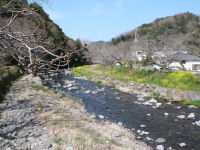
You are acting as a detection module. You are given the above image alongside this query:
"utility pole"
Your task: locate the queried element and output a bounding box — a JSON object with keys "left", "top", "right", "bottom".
{"left": 134, "top": 28, "right": 138, "bottom": 43}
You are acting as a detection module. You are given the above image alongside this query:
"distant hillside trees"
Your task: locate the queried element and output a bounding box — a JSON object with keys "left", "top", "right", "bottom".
{"left": 89, "top": 12, "right": 199, "bottom": 69}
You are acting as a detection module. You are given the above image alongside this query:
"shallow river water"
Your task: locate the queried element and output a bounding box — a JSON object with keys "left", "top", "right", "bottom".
{"left": 44, "top": 73, "right": 200, "bottom": 150}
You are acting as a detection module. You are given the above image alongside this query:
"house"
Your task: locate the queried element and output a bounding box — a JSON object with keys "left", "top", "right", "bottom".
{"left": 135, "top": 51, "right": 147, "bottom": 61}
{"left": 169, "top": 52, "right": 200, "bottom": 71}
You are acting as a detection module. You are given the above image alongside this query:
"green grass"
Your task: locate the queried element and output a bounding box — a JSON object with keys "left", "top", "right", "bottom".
{"left": 152, "top": 91, "right": 165, "bottom": 100}
{"left": 54, "top": 137, "right": 62, "bottom": 144}
{"left": 181, "top": 100, "right": 200, "bottom": 108}
{"left": 0, "top": 71, "right": 6, "bottom": 78}
{"left": 31, "top": 84, "right": 49, "bottom": 93}
{"left": 52, "top": 121, "right": 58, "bottom": 126}
{"left": 72, "top": 65, "right": 200, "bottom": 92}
{"left": 92, "top": 136, "right": 105, "bottom": 144}
{"left": 96, "top": 80, "right": 102, "bottom": 85}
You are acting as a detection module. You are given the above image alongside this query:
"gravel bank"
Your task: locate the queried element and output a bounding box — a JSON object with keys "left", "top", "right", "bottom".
{"left": 0, "top": 75, "right": 151, "bottom": 150}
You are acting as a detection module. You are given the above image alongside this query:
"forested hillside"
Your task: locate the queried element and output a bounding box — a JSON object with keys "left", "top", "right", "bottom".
{"left": 87, "top": 12, "right": 200, "bottom": 65}
{"left": 111, "top": 12, "right": 200, "bottom": 51}
{"left": 0, "top": 0, "right": 87, "bottom": 67}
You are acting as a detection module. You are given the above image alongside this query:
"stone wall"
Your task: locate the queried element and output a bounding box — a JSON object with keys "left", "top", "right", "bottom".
{"left": 88, "top": 75, "right": 200, "bottom": 102}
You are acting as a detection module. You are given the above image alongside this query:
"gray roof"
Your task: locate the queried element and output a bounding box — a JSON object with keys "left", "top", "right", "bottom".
{"left": 176, "top": 52, "right": 200, "bottom": 61}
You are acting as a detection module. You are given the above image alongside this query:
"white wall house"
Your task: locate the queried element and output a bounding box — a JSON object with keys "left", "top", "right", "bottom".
{"left": 169, "top": 53, "right": 200, "bottom": 71}
{"left": 135, "top": 51, "right": 146, "bottom": 61}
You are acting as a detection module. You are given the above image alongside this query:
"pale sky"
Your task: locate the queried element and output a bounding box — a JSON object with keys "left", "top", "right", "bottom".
{"left": 42, "top": 0, "right": 200, "bottom": 41}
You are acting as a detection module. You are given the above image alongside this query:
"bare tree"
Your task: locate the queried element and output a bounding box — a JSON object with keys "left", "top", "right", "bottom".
{"left": 0, "top": 0, "right": 84, "bottom": 74}
{"left": 141, "top": 37, "right": 189, "bottom": 70}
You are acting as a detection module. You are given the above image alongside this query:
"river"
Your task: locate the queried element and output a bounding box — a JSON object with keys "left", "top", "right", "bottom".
{"left": 43, "top": 73, "right": 200, "bottom": 150}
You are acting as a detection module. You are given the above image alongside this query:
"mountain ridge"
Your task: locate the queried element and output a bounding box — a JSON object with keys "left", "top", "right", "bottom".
{"left": 111, "top": 12, "right": 200, "bottom": 52}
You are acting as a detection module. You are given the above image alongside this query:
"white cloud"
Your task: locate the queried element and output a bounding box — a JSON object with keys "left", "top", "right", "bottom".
{"left": 46, "top": 10, "right": 65, "bottom": 20}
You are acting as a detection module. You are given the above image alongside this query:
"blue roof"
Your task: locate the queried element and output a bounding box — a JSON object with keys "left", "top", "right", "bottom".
{"left": 176, "top": 52, "right": 200, "bottom": 61}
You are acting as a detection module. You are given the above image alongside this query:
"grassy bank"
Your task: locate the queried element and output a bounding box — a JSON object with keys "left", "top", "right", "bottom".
{"left": 72, "top": 65, "right": 200, "bottom": 92}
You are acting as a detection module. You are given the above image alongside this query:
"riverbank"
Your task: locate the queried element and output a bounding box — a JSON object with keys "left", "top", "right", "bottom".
{"left": 0, "top": 66, "right": 21, "bottom": 101}
{"left": 71, "top": 65, "right": 200, "bottom": 105}
{"left": 0, "top": 74, "right": 151, "bottom": 150}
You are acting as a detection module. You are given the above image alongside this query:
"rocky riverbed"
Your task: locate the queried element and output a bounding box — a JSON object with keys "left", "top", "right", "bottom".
{"left": 0, "top": 75, "right": 151, "bottom": 150}
{"left": 44, "top": 73, "right": 200, "bottom": 150}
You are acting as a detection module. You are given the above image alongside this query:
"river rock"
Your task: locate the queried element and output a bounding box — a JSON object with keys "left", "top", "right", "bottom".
{"left": 179, "top": 143, "right": 186, "bottom": 147}
{"left": 149, "top": 98, "right": 157, "bottom": 103}
{"left": 164, "top": 113, "right": 169, "bottom": 116}
{"left": 166, "top": 102, "right": 172, "bottom": 105}
{"left": 116, "top": 97, "right": 120, "bottom": 100}
{"left": 92, "top": 91, "right": 97, "bottom": 94}
{"left": 136, "top": 136, "right": 142, "bottom": 140}
{"left": 146, "top": 113, "right": 151, "bottom": 116}
{"left": 167, "top": 147, "right": 173, "bottom": 150}
{"left": 153, "top": 103, "right": 162, "bottom": 109}
{"left": 175, "top": 106, "right": 181, "bottom": 109}
{"left": 156, "top": 138, "right": 166, "bottom": 143}
{"left": 85, "top": 90, "right": 91, "bottom": 94}
{"left": 98, "top": 115, "right": 104, "bottom": 119}
{"left": 177, "top": 115, "right": 185, "bottom": 119}
{"left": 141, "top": 92, "right": 150, "bottom": 97}
{"left": 140, "top": 131, "right": 149, "bottom": 135}
{"left": 66, "top": 84, "right": 73, "bottom": 88}
{"left": 156, "top": 145, "right": 164, "bottom": 150}
{"left": 68, "top": 86, "right": 78, "bottom": 91}
{"left": 146, "top": 137, "right": 153, "bottom": 141}
{"left": 142, "top": 101, "right": 152, "bottom": 106}
{"left": 134, "top": 101, "right": 142, "bottom": 105}
{"left": 137, "top": 130, "right": 141, "bottom": 134}
{"left": 187, "top": 113, "right": 195, "bottom": 119}
{"left": 194, "top": 121, "right": 200, "bottom": 126}
{"left": 188, "top": 105, "right": 197, "bottom": 109}
{"left": 97, "top": 88, "right": 105, "bottom": 92}
{"left": 156, "top": 103, "right": 162, "bottom": 107}
{"left": 140, "top": 125, "right": 146, "bottom": 128}
{"left": 137, "top": 97, "right": 145, "bottom": 101}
